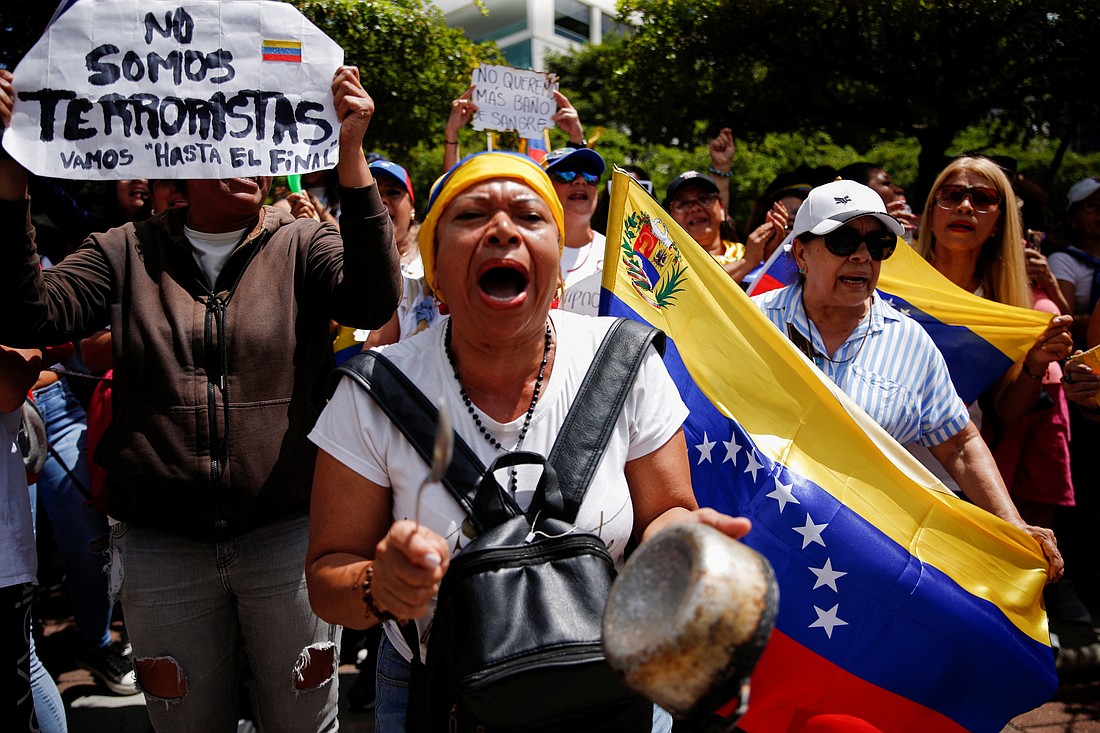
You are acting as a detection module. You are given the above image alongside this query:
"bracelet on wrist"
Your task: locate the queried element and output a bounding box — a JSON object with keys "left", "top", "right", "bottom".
{"left": 566, "top": 139, "right": 588, "bottom": 149}
{"left": 362, "top": 563, "right": 396, "bottom": 622}
{"left": 444, "top": 140, "right": 459, "bottom": 146}
{"left": 708, "top": 165, "right": 733, "bottom": 178}
{"left": 1022, "top": 361, "right": 1043, "bottom": 380}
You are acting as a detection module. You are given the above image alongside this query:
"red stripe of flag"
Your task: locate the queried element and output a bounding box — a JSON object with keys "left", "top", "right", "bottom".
{"left": 739, "top": 632, "right": 969, "bottom": 733}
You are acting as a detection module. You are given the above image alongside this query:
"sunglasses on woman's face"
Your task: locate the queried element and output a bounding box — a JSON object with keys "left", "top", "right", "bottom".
{"left": 935, "top": 184, "right": 1001, "bottom": 213}
{"left": 549, "top": 169, "right": 600, "bottom": 185}
{"left": 812, "top": 227, "right": 897, "bottom": 261}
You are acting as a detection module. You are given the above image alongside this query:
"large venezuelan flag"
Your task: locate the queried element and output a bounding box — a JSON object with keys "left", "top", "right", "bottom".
{"left": 746, "top": 240, "right": 1049, "bottom": 404}
{"left": 601, "top": 171, "right": 1057, "bottom": 732}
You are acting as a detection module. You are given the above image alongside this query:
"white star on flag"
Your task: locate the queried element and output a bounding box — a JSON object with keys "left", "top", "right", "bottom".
{"left": 766, "top": 478, "right": 799, "bottom": 513}
{"left": 810, "top": 604, "right": 848, "bottom": 638}
{"left": 722, "top": 434, "right": 742, "bottom": 464}
{"left": 695, "top": 432, "right": 716, "bottom": 464}
{"left": 793, "top": 514, "right": 828, "bottom": 549}
{"left": 809, "top": 558, "right": 847, "bottom": 592}
{"left": 743, "top": 450, "right": 765, "bottom": 481}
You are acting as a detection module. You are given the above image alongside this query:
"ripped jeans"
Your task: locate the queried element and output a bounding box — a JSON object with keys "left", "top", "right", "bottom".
{"left": 109, "top": 513, "right": 340, "bottom": 733}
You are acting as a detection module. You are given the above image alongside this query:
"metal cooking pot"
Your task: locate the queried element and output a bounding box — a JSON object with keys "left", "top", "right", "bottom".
{"left": 602, "top": 522, "right": 779, "bottom": 731}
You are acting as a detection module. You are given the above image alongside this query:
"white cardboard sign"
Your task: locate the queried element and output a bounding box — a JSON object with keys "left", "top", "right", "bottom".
{"left": 470, "top": 64, "right": 559, "bottom": 140}
{"left": 2, "top": 0, "right": 344, "bottom": 179}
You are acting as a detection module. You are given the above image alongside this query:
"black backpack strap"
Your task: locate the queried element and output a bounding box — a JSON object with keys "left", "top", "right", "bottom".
{"left": 547, "top": 318, "right": 665, "bottom": 521}
{"left": 333, "top": 351, "right": 500, "bottom": 533}
{"left": 332, "top": 317, "right": 665, "bottom": 528}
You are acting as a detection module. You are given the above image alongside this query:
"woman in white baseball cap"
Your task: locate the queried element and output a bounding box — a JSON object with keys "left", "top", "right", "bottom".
{"left": 753, "top": 179, "right": 1063, "bottom": 583}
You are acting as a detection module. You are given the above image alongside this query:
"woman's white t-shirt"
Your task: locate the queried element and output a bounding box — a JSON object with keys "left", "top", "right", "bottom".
{"left": 557, "top": 233, "right": 606, "bottom": 316}
{"left": 309, "top": 310, "right": 688, "bottom": 661}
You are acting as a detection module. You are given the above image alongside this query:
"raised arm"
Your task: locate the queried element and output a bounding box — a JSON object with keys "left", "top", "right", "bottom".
{"left": 316, "top": 66, "right": 401, "bottom": 327}
{"left": 333, "top": 66, "right": 376, "bottom": 189}
{"left": 0, "top": 70, "right": 112, "bottom": 345}
{"left": 707, "top": 127, "right": 735, "bottom": 216}
{"left": 551, "top": 91, "right": 585, "bottom": 146}
{"left": 443, "top": 85, "right": 478, "bottom": 173}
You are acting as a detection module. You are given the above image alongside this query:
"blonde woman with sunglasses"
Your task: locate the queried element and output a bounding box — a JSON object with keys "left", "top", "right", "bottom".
{"left": 917, "top": 155, "right": 1074, "bottom": 558}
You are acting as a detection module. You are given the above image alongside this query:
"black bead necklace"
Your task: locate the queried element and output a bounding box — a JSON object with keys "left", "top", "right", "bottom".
{"left": 444, "top": 319, "right": 552, "bottom": 458}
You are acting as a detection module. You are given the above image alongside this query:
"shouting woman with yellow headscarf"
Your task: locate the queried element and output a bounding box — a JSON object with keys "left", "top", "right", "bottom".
{"left": 304, "top": 152, "right": 750, "bottom": 731}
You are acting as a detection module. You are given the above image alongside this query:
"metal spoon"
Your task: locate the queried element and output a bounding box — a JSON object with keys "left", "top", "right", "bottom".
{"left": 413, "top": 398, "right": 454, "bottom": 532}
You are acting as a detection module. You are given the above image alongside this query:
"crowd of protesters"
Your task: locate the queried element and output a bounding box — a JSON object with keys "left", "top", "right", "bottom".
{"left": 3, "top": 47, "right": 1100, "bottom": 733}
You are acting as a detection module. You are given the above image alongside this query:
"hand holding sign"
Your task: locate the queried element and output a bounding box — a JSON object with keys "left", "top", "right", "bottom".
{"left": 331, "top": 65, "right": 375, "bottom": 188}
{"left": 550, "top": 91, "right": 585, "bottom": 146}
{"left": 0, "top": 70, "right": 29, "bottom": 202}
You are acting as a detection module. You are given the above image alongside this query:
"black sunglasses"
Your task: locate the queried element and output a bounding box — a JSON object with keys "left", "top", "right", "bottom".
{"left": 801, "top": 227, "right": 897, "bottom": 261}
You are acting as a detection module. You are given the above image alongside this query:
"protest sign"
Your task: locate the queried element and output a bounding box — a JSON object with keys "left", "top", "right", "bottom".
{"left": 2, "top": 0, "right": 344, "bottom": 179}
{"left": 469, "top": 64, "right": 558, "bottom": 140}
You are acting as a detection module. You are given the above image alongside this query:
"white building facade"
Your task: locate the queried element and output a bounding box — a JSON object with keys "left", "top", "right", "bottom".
{"left": 431, "top": 0, "right": 626, "bottom": 70}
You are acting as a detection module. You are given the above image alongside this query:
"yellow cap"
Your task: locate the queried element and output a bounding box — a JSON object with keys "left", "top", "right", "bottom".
{"left": 418, "top": 152, "right": 565, "bottom": 301}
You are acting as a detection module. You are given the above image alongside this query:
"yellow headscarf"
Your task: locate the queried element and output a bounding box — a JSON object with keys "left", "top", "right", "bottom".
{"left": 417, "top": 152, "right": 566, "bottom": 301}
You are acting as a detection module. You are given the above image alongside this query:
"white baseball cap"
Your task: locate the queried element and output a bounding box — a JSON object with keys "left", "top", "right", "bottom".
{"left": 1067, "top": 177, "right": 1100, "bottom": 209}
{"left": 790, "top": 179, "right": 904, "bottom": 240}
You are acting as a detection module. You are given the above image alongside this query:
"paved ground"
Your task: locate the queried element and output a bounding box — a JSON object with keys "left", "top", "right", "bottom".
{"left": 34, "top": 582, "right": 1100, "bottom": 733}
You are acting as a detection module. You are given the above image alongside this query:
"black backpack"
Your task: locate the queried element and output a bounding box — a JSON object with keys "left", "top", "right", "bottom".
{"left": 335, "top": 318, "right": 662, "bottom": 732}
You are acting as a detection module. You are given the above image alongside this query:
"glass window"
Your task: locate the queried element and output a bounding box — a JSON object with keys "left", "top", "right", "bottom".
{"left": 600, "top": 12, "right": 630, "bottom": 38}
{"left": 554, "top": 0, "right": 590, "bottom": 43}
{"left": 500, "top": 40, "right": 532, "bottom": 70}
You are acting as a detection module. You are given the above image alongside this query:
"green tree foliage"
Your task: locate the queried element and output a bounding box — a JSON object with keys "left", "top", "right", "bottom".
{"left": 289, "top": 0, "right": 501, "bottom": 156}
{"left": 549, "top": 0, "right": 1100, "bottom": 199}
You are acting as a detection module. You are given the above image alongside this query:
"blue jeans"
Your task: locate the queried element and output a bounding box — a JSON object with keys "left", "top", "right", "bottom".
{"left": 32, "top": 378, "right": 112, "bottom": 653}
{"left": 373, "top": 633, "right": 672, "bottom": 733}
{"left": 5, "top": 583, "right": 66, "bottom": 733}
{"left": 30, "top": 631, "right": 67, "bottom": 733}
{"left": 109, "top": 513, "right": 340, "bottom": 733}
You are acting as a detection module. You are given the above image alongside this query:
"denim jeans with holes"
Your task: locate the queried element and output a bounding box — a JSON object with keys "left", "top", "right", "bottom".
{"left": 109, "top": 512, "right": 340, "bottom": 733}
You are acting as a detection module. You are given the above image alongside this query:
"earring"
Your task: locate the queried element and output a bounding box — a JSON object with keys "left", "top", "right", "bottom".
{"left": 551, "top": 281, "right": 565, "bottom": 310}
{"left": 797, "top": 266, "right": 806, "bottom": 275}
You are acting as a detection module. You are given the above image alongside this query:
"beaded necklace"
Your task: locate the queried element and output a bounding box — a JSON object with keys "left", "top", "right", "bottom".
{"left": 444, "top": 319, "right": 552, "bottom": 465}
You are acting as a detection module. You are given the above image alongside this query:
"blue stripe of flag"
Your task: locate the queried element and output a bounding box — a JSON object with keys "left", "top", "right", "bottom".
{"left": 878, "top": 292, "right": 1016, "bottom": 405}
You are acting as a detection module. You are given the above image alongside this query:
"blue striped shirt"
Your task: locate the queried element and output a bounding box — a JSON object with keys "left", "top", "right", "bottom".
{"left": 753, "top": 283, "right": 969, "bottom": 447}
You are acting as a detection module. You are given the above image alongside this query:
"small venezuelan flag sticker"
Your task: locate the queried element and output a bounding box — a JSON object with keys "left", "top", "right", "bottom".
{"left": 262, "top": 40, "right": 302, "bottom": 62}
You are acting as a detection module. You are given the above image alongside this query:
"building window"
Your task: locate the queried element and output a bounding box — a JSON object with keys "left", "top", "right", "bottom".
{"left": 601, "top": 12, "right": 630, "bottom": 39}
{"left": 554, "top": 0, "right": 590, "bottom": 43}
{"left": 500, "top": 40, "right": 533, "bottom": 70}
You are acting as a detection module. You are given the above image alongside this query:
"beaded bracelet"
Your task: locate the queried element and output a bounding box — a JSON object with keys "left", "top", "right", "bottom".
{"left": 708, "top": 164, "right": 733, "bottom": 178}
{"left": 362, "top": 564, "right": 396, "bottom": 622}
